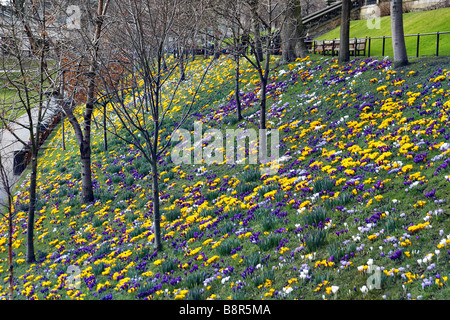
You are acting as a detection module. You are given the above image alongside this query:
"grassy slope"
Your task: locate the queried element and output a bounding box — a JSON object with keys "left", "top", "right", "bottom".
{"left": 1, "top": 54, "right": 450, "bottom": 301}
{"left": 317, "top": 7, "right": 450, "bottom": 57}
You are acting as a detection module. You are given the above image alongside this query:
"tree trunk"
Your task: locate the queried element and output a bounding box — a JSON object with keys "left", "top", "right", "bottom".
{"left": 391, "top": 0, "right": 408, "bottom": 67}
{"left": 249, "top": 0, "right": 264, "bottom": 62}
{"left": 260, "top": 77, "right": 267, "bottom": 130}
{"left": 180, "top": 51, "right": 185, "bottom": 81}
{"left": 26, "top": 151, "right": 38, "bottom": 263}
{"left": 151, "top": 160, "right": 162, "bottom": 251}
{"left": 338, "top": 0, "right": 351, "bottom": 63}
{"left": 8, "top": 193, "right": 13, "bottom": 300}
{"left": 80, "top": 139, "right": 94, "bottom": 203}
{"left": 103, "top": 103, "right": 108, "bottom": 151}
{"left": 281, "top": 0, "right": 309, "bottom": 63}
{"left": 235, "top": 55, "right": 243, "bottom": 121}
{"left": 66, "top": 0, "right": 108, "bottom": 204}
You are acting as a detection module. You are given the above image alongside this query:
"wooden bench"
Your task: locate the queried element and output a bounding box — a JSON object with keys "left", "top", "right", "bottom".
{"left": 313, "top": 38, "right": 367, "bottom": 56}
{"left": 350, "top": 38, "right": 367, "bottom": 56}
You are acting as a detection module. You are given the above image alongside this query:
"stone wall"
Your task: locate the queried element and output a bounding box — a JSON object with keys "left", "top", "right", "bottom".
{"left": 307, "top": 8, "right": 361, "bottom": 39}
{"left": 360, "top": 0, "right": 450, "bottom": 20}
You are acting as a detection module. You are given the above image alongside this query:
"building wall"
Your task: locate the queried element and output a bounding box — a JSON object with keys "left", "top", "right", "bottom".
{"left": 360, "top": 0, "right": 450, "bottom": 19}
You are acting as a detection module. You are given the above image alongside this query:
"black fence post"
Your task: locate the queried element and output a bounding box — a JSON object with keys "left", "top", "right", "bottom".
{"left": 332, "top": 39, "right": 335, "bottom": 57}
{"left": 436, "top": 32, "right": 440, "bottom": 56}
{"left": 368, "top": 37, "right": 371, "bottom": 57}
{"left": 365, "top": 36, "right": 367, "bottom": 56}
{"left": 416, "top": 33, "right": 420, "bottom": 58}
{"left": 382, "top": 36, "right": 385, "bottom": 56}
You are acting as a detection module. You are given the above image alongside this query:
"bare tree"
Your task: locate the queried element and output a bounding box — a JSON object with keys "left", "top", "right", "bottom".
{"left": 59, "top": 0, "right": 111, "bottom": 204}
{"left": 245, "top": 0, "right": 280, "bottom": 130}
{"left": 391, "top": 0, "right": 408, "bottom": 67}
{"left": 0, "top": 0, "right": 62, "bottom": 263}
{"left": 96, "top": 0, "right": 214, "bottom": 252}
{"left": 247, "top": 0, "right": 264, "bottom": 62}
{"left": 211, "top": 0, "right": 280, "bottom": 129}
{"left": 208, "top": 0, "right": 247, "bottom": 121}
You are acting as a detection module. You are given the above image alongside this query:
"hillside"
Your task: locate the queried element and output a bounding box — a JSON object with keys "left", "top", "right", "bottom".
{"left": 0, "top": 54, "right": 449, "bottom": 301}
{"left": 317, "top": 7, "right": 450, "bottom": 57}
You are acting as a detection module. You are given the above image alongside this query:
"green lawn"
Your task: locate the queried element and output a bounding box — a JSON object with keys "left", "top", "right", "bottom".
{"left": 317, "top": 7, "right": 450, "bottom": 57}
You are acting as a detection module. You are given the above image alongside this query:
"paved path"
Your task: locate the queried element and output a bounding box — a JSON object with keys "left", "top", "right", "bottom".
{"left": 0, "top": 96, "right": 60, "bottom": 208}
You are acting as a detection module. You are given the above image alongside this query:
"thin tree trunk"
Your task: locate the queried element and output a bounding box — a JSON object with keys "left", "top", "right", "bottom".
{"left": 65, "top": 0, "right": 108, "bottom": 204}
{"left": 103, "top": 103, "right": 107, "bottom": 151}
{"left": 26, "top": 150, "right": 38, "bottom": 263}
{"left": 249, "top": 0, "right": 264, "bottom": 62}
{"left": 180, "top": 51, "right": 185, "bottom": 81}
{"left": 80, "top": 139, "right": 94, "bottom": 203}
{"left": 339, "top": 0, "right": 351, "bottom": 63}
{"left": 260, "top": 77, "right": 267, "bottom": 130}
{"left": 281, "top": 0, "right": 308, "bottom": 63}
{"left": 151, "top": 160, "right": 162, "bottom": 251}
{"left": 235, "top": 55, "right": 242, "bottom": 121}
{"left": 391, "top": 0, "right": 408, "bottom": 67}
{"left": 8, "top": 193, "right": 14, "bottom": 300}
